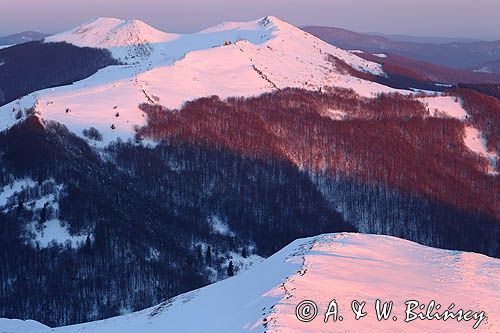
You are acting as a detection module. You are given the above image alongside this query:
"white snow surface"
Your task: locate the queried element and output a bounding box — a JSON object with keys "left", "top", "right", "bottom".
{"left": 321, "top": 108, "right": 346, "bottom": 120}
{"left": 0, "top": 178, "right": 62, "bottom": 213}
{"left": 25, "top": 219, "right": 88, "bottom": 249}
{"left": 0, "top": 178, "right": 37, "bottom": 207}
{"left": 1, "top": 16, "right": 399, "bottom": 146}
{"left": 464, "top": 126, "right": 498, "bottom": 174}
{"left": 46, "top": 17, "right": 179, "bottom": 63}
{"left": 46, "top": 17, "right": 177, "bottom": 47}
{"left": 0, "top": 178, "right": 90, "bottom": 248}
{"left": 420, "top": 95, "right": 469, "bottom": 120}
{"left": 1, "top": 233, "right": 498, "bottom": 332}
{"left": 209, "top": 215, "right": 235, "bottom": 237}
{"left": 464, "top": 126, "right": 492, "bottom": 156}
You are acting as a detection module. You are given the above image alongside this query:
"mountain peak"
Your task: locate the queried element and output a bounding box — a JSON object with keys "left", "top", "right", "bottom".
{"left": 198, "top": 15, "right": 290, "bottom": 36}
{"left": 46, "top": 17, "right": 177, "bottom": 49}
{"left": 89, "top": 17, "right": 123, "bottom": 24}
{"left": 259, "top": 15, "right": 287, "bottom": 27}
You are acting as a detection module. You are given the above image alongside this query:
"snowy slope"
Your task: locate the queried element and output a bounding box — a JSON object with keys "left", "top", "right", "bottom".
{"left": 1, "top": 233, "right": 498, "bottom": 332}
{"left": 420, "top": 95, "right": 469, "bottom": 120}
{"left": 1, "top": 16, "right": 401, "bottom": 146}
{"left": 46, "top": 18, "right": 179, "bottom": 62}
{"left": 1, "top": 15, "right": 496, "bottom": 169}
{"left": 418, "top": 95, "right": 498, "bottom": 174}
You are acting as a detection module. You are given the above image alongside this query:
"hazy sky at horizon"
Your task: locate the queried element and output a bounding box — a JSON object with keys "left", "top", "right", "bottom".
{"left": 1, "top": 0, "right": 499, "bottom": 40}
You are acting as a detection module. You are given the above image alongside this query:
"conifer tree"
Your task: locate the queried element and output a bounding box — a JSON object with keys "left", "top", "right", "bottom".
{"left": 227, "top": 260, "right": 235, "bottom": 277}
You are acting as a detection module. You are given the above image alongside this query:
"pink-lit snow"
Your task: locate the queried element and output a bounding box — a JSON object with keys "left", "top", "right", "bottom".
{"left": 1, "top": 16, "right": 399, "bottom": 145}
{"left": 1, "top": 233, "right": 498, "bottom": 332}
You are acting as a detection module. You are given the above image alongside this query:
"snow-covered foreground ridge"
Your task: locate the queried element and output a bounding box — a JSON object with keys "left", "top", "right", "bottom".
{"left": 1, "top": 233, "right": 498, "bottom": 333}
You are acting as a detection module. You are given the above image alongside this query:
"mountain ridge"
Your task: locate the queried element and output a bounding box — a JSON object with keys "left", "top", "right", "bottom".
{"left": 303, "top": 25, "right": 500, "bottom": 73}
{"left": 0, "top": 31, "right": 50, "bottom": 46}
{"left": 1, "top": 15, "right": 392, "bottom": 145}
{"left": 1, "top": 233, "right": 498, "bottom": 332}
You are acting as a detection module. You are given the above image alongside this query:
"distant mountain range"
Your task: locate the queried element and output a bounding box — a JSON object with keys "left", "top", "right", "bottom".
{"left": 477, "top": 59, "right": 500, "bottom": 75}
{"left": 0, "top": 31, "right": 50, "bottom": 46}
{"left": 365, "top": 32, "right": 481, "bottom": 44}
{"left": 354, "top": 51, "right": 500, "bottom": 86}
{"left": 303, "top": 26, "right": 500, "bottom": 74}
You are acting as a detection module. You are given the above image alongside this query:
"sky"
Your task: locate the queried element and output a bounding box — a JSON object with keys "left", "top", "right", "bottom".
{"left": 0, "top": 0, "right": 499, "bottom": 40}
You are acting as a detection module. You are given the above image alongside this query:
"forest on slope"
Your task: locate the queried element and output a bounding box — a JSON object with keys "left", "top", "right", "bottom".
{"left": 0, "top": 87, "right": 498, "bottom": 326}
{"left": 0, "top": 42, "right": 119, "bottom": 106}
{"left": 0, "top": 116, "right": 352, "bottom": 326}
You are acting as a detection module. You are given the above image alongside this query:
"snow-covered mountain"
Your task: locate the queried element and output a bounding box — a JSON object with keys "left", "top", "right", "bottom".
{"left": 2, "top": 16, "right": 495, "bottom": 158}
{"left": 1, "top": 233, "right": 498, "bottom": 333}
{"left": 1, "top": 16, "right": 398, "bottom": 145}
{"left": 0, "top": 31, "right": 49, "bottom": 46}
{"left": 46, "top": 18, "right": 178, "bottom": 61}
{"left": 0, "top": 16, "right": 496, "bottom": 166}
